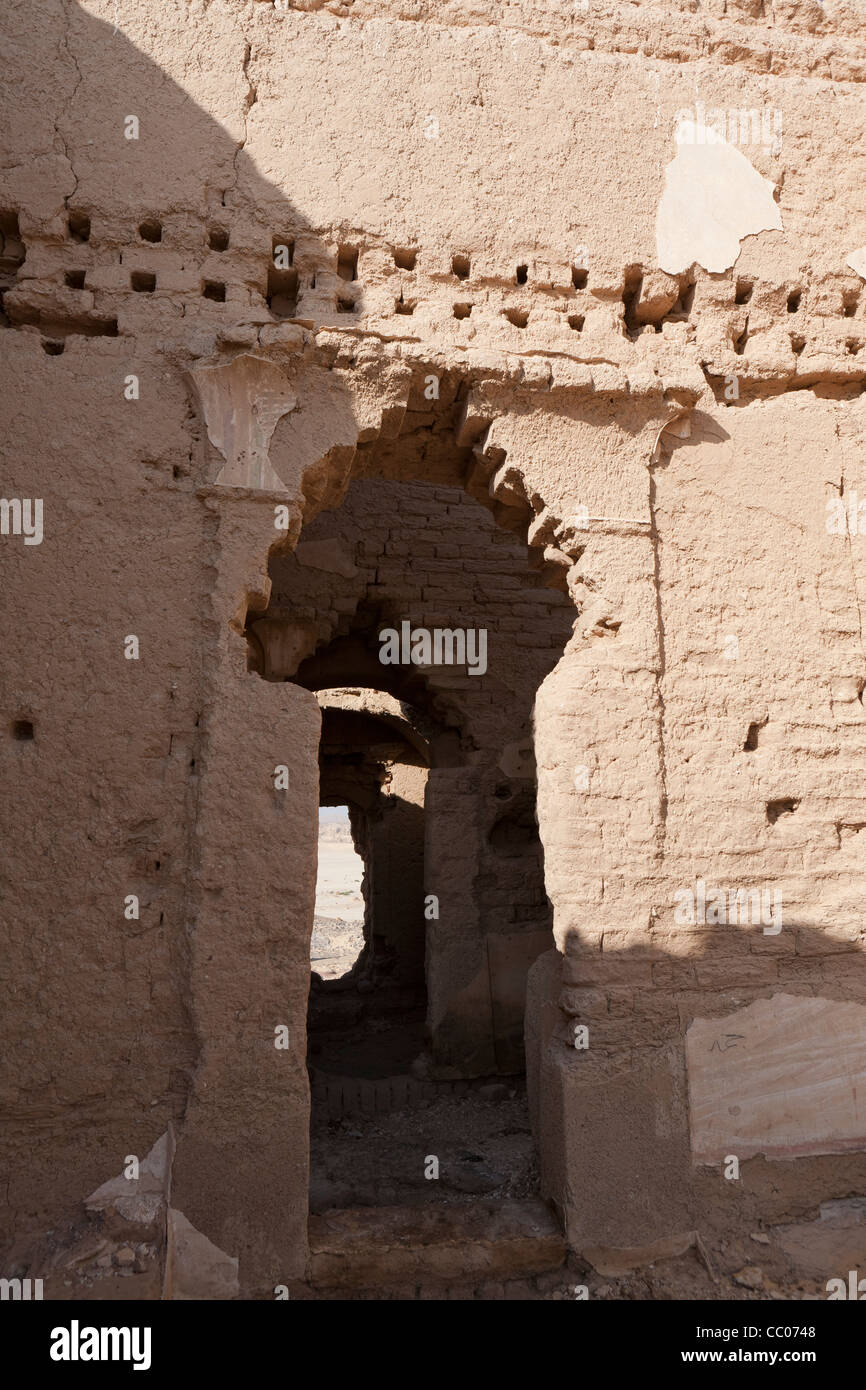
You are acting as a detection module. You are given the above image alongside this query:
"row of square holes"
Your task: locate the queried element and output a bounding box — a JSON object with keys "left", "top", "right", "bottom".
{"left": 66, "top": 214, "right": 589, "bottom": 296}
{"left": 62, "top": 267, "right": 226, "bottom": 299}
{"left": 68, "top": 212, "right": 230, "bottom": 252}
{"left": 400, "top": 255, "right": 587, "bottom": 326}
{"left": 732, "top": 325, "right": 863, "bottom": 357}
{"left": 66, "top": 218, "right": 359, "bottom": 312}
{"left": 402, "top": 300, "right": 583, "bottom": 331}
{"left": 67, "top": 214, "right": 234, "bottom": 302}
{"left": 736, "top": 278, "right": 860, "bottom": 318}
{"left": 64, "top": 211, "right": 585, "bottom": 326}
{"left": 448, "top": 253, "right": 588, "bottom": 290}
{"left": 69, "top": 214, "right": 360, "bottom": 274}
{"left": 65, "top": 214, "right": 863, "bottom": 325}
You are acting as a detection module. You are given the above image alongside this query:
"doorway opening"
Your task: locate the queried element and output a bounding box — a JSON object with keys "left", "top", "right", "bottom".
{"left": 248, "top": 449, "right": 576, "bottom": 1246}
{"left": 312, "top": 804, "right": 365, "bottom": 981}
{"left": 307, "top": 692, "right": 431, "bottom": 1088}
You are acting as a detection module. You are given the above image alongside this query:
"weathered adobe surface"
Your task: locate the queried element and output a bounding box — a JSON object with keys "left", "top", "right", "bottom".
{"left": 1, "top": 0, "right": 866, "bottom": 1298}
{"left": 269, "top": 0, "right": 866, "bottom": 84}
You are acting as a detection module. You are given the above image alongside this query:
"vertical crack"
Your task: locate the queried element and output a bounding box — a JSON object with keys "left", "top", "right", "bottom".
{"left": 222, "top": 37, "right": 258, "bottom": 207}
{"left": 837, "top": 414, "right": 866, "bottom": 662}
{"left": 648, "top": 457, "right": 669, "bottom": 857}
{"left": 59, "top": 0, "right": 84, "bottom": 208}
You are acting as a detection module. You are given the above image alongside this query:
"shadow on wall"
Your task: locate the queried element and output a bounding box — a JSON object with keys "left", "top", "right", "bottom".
{"left": 527, "top": 911, "right": 866, "bottom": 1270}
{"left": 1, "top": 0, "right": 367, "bottom": 1292}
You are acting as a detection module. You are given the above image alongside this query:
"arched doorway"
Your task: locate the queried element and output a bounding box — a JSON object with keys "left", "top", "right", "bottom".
{"left": 249, "top": 469, "right": 575, "bottom": 1234}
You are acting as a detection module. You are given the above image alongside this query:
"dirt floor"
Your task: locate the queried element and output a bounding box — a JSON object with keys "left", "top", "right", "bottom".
{"left": 309, "top": 1085, "right": 538, "bottom": 1212}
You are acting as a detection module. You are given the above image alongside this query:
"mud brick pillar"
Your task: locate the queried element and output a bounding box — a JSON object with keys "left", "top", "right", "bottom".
{"left": 170, "top": 494, "right": 319, "bottom": 1294}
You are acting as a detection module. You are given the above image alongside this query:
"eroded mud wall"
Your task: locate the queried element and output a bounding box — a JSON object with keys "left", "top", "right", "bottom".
{"left": 2, "top": 0, "right": 866, "bottom": 1294}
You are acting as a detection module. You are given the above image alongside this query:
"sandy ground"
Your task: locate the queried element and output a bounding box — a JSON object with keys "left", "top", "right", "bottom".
{"left": 313, "top": 839, "right": 365, "bottom": 978}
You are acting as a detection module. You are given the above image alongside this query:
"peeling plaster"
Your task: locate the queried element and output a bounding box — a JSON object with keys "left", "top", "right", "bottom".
{"left": 190, "top": 353, "right": 296, "bottom": 490}
{"left": 847, "top": 247, "right": 866, "bottom": 280}
{"left": 656, "top": 121, "right": 783, "bottom": 275}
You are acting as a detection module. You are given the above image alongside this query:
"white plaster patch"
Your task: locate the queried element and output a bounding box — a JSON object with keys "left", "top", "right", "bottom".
{"left": 85, "top": 1128, "right": 174, "bottom": 1226}
{"left": 164, "top": 1208, "right": 240, "bottom": 1300}
{"left": 846, "top": 247, "right": 866, "bottom": 280}
{"left": 656, "top": 121, "right": 783, "bottom": 274}
{"left": 191, "top": 353, "right": 296, "bottom": 490}
{"left": 686, "top": 993, "right": 866, "bottom": 1164}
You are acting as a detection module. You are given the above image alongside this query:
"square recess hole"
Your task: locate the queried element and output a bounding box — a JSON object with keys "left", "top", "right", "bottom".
{"left": 203, "top": 280, "right": 225, "bottom": 302}
{"left": 138, "top": 218, "right": 162, "bottom": 243}
{"left": 131, "top": 271, "right": 156, "bottom": 293}
{"left": 268, "top": 238, "right": 298, "bottom": 316}
{"left": 208, "top": 226, "right": 229, "bottom": 252}
{"left": 65, "top": 269, "right": 86, "bottom": 289}
{"left": 0, "top": 211, "right": 25, "bottom": 271}
{"left": 337, "top": 245, "right": 358, "bottom": 281}
{"left": 67, "top": 211, "right": 90, "bottom": 242}
{"left": 12, "top": 719, "right": 34, "bottom": 740}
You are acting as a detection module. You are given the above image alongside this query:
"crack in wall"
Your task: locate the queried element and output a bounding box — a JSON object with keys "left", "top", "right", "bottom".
{"left": 222, "top": 35, "right": 258, "bottom": 208}
{"left": 837, "top": 414, "right": 866, "bottom": 662}
{"left": 59, "top": 0, "right": 85, "bottom": 207}
{"left": 647, "top": 458, "right": 669, "bottom": 857}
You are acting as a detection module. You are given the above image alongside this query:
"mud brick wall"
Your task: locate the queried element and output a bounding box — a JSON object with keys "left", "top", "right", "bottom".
{"left": 3, "top": 0, "right": 866, "bottom": 1299}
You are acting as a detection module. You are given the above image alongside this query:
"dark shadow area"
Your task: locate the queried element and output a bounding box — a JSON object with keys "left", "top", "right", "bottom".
{"left": 309, "top": 700, "right": 430, "bottom": 1084}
